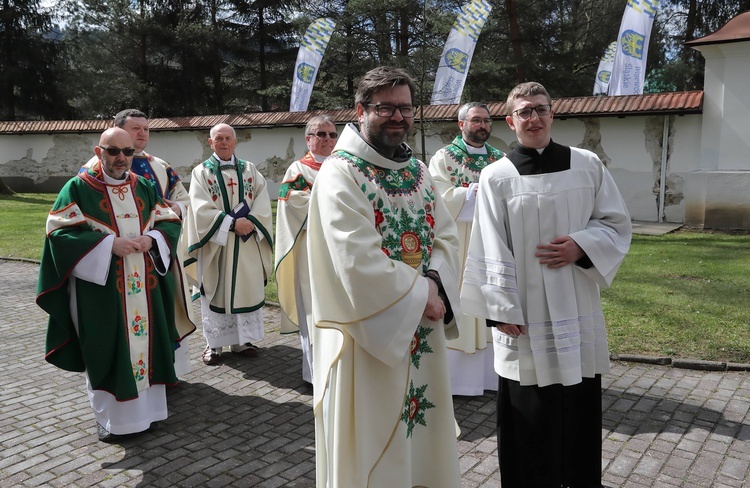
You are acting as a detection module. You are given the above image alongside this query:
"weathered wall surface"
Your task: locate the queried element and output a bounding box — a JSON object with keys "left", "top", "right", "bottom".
{"left": 0, "top": 113, "right": 722, "bottom": 225}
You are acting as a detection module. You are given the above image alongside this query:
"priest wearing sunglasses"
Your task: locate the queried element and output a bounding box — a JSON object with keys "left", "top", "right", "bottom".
{"left": 83, "top": 109, "right": 190, "bottom": 219}
{"left": 37, "top": 127, "right": 195, "bottom": 443}
{"left": 83, "top": 109, "right": 194, "bottom": 377}
{"left": 274, "top": 115, "right": 337, "bottom": 384}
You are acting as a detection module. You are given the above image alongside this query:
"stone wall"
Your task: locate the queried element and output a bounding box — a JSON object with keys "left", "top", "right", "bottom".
{"left": 0, "top": 114, "right": 723, "bottom": 225}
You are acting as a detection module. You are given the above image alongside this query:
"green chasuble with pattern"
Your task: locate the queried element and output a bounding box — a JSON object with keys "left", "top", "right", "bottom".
{"left": 36, "top": 163, "right": 194, "bottom": 401}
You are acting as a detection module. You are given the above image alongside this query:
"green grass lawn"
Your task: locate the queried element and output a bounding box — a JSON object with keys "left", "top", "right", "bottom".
{"left": 602, "top": 230, "right": 750, "bottom": 363}
{"left": 2, "top": 193, "right": 749, "bottom": 363}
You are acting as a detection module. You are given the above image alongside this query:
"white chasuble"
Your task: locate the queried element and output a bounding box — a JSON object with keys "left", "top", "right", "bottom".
{"left": 184, "top": 155, "right": 273, "bottom": 348}
{"left": 308, "top": 124, "right": 461, "bottom": 488}
{"left": 461, "top": 150, "right": 631, "bottom": 387}
{"left": 429, "top": 137, "right": 504, "bottom": 395}
{"left": 275, "top": 152, "right": 321, "bottom": 383}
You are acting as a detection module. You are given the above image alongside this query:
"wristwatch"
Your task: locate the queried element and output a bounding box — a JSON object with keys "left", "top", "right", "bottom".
{"left": 229, "top": 218, "right": 237, "bottom": 232}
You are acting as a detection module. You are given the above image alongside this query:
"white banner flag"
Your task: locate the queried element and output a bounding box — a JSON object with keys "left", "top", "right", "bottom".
{"left": 431, "top": 0, "right": 492, "bottom": 105}
{"left": 289, "top": 18, "right": 336, "bottom": 112}
{"left": 608, "top": 0, "right": 660, "bottom": 96}
{"left": 593, "top": 41, "right": 617, "bottom": 95}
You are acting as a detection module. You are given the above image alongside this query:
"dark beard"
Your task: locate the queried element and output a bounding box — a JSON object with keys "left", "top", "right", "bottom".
{"left": 466, "top": 128, "right": 489, "bottom": 145}
{"left": 363, "top": 118, "right": 410, "bottom": 154}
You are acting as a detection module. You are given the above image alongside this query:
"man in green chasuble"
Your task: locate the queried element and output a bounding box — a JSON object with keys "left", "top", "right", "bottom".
{"left": 37, "top": 127, "right": 195, "bottom": 442}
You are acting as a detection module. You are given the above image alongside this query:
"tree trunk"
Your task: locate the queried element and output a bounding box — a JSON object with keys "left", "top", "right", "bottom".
{"left": 258, "top": 5, "right": 268, "bottom": 111}
{"left": 506, "top": 0, "right": 526, "bottom": 83}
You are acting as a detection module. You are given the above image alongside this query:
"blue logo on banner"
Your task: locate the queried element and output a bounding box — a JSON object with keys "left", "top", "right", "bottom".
{"left": 445, "top": 48, "right": 468, "bottom": 73}
{"left": 297, "top": 63, "right": 316, "bottom": 84}
{"left": 620, "top": 29, "right": 646, "bottom": 60}
{"left": 597, "top": 71, "right": 611, "bottom": 83}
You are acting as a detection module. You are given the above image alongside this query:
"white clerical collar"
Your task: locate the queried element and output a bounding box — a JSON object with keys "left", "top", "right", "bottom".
{"left": 311, "top": 152, "right": 327, "bottom": 163}
{"left": 213, "top": 153, "right": 235, "bottom": 164}
{"left": 462, "top": 138, "right": 487, "bottom": 155}
{"left": 135, "top": 150, "right": 147, "bottom": 157}
{"left": 102, "top": 171, "right": 129, "bottom": 184}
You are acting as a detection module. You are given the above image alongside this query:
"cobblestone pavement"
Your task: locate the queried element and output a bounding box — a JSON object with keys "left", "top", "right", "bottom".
{"left": 1, "top": 259, "right": 749, "bottom": 487}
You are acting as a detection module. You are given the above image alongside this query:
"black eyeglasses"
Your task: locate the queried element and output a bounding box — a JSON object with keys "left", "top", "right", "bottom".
{"left": 466, "top": 117, "right": 493, "bottom": 126}
{"left": 99, "top": 146, "right": 136, "bottom": 157}
{"left": 512, "top": 104, "right": 552, "bottom": 120}
{"left": 308, "top": 131, "right": 338, "bottom": 139}
{"left": 366, "top": 104, "right": 416, "bottom": 118}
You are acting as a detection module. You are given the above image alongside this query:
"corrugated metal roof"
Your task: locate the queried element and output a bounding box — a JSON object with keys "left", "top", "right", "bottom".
{"left": 0, "top": 91, "right": 703, "bottom": 134}
{"left": 685, "top": 10, "right": 750, "bottom": 46}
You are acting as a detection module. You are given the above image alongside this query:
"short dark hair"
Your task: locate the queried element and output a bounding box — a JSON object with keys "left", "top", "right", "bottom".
{"left": 354, "top": 66, "right": 416, "bottom": 107}
{"left": 505, "top": 82, "right": 551, "bottom": 115}
{"left": 458, "top": 102, "right": 490, "bottom": 121}
{"left": 114, "top": 109, "right": 148, "bottom": 128}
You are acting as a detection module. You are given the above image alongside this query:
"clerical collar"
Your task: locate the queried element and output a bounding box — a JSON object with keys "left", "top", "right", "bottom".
{"left": 212, "top": 153, "right": 236, "bottom": 167}
{"left": 339, "top": 123, "right": 413, "bottom": 165}
{"left": 102, "top": 171, "right": 129, "bottom": 184}
{"left": 462, "top": 138, "right": 488, "bottom": 155}
{"left": 509, "top": 140, "right": 570, "bottom": 175}
{"left": 311, "top": 152, "right": 327, "bottom": 163}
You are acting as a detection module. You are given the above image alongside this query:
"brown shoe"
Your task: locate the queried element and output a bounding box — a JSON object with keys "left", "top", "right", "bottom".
{"left": 202, "top": 346, "right": 221, "bottom": 365}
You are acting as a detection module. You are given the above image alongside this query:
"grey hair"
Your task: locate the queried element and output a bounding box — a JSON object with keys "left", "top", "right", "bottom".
{"left": 209, "top": 123, "right": 236, "bottom": 139}
{"left": 458, "top": 102, "right": 490, "bottom": 121}
{"left": 305, "top": 115, "right": 336, "bottom": 134}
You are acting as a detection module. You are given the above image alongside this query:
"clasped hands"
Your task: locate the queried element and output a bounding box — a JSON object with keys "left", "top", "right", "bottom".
{"left": 113, "top": 235, "right": 154, "bottom": 257}
{"left": 535, "top": 235, "right": 584, "bottom": 269}
{"left": 495, "top": 236, "right": 585, "bottom": 337}
{"left": 233, "top": 217, "right": 255, "bottom": 236}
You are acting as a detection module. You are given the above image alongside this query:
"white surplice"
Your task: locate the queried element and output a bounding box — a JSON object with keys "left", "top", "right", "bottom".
{"left": 461, "top": 149, "right": 631, "bottom": 387}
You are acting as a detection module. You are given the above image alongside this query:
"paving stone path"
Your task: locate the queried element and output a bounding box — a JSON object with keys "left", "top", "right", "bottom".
{"left": 1, "top": 260, "right": 748, "bottom": 487}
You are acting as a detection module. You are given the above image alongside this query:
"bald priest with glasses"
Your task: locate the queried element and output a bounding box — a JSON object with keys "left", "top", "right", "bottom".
{"left": 37, "top": 127, "right": 195, "bottom": 443}
{"left": 461, "top": 82, "right": 632, "bottom": 487}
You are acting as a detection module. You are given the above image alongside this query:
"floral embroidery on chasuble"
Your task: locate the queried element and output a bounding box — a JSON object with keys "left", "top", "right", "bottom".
{"left": 107, "top": 182, "right": 157, "bottom": 393}
{"left": 444, "top": 136, "right": 504, "bottom": 188}
{"left": 203, "top": 156, "right": 255, "bottom": 205}
{"left": 131, "top": 153, "right": 183, "bottom": 200}
{"left": 339, "top": 150, "right": 442, "bottom": 438}
{"left": 278, "top": 152, "right": 320, "bottom": 200}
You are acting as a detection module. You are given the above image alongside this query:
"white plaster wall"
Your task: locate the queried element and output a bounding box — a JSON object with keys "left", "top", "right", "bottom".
{"left": 546, "top": 118, "right": 586, "bottom": 147}
{"left": 0, "top": 113, "right": 711, "bottom": 225}
{"left": 664, "top": 116, "right": 703, "bottom": 222}
{"left": 599, "top": 117, "right": 660, "bottom": 221}
{"left": 696, "top": 41, "right": 750, "bottom": 172}
{"left": 718, "top": 43, "right": 750, "bottom": 170}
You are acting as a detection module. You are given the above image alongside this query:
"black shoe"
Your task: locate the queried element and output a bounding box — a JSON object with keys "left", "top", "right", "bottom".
{"left": 97, "top": 423, "right": 121, "bottom": 443}
{"left": 97, "top": 423, "right": 144, "bottom": 443}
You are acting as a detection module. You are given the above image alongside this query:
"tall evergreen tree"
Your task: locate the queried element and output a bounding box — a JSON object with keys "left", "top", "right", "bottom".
{"left": 648, "top": 0, "right": 750, "bottom": 91}
{"left": 0, "top": 0, "right": 71, "bottom": 120}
